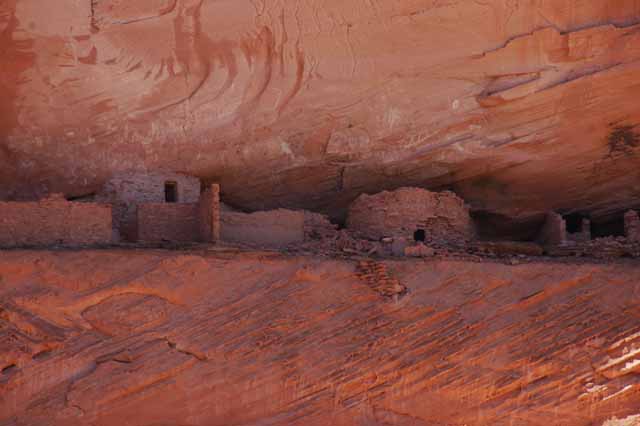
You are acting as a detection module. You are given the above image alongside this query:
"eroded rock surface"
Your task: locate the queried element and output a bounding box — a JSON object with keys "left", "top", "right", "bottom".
{"left": 1, "top": 1, "right": 640, "bottom": 225}
{"left": 1, "top": 250, "right": 640, "bottom": 425}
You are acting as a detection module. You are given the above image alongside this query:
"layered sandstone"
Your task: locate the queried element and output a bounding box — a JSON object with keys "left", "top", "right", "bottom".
{"left": 1, "top": 1, "right": 640, "bottom": 227}
{"left": 1, "top": 250, "right": 640, "bottom": 425}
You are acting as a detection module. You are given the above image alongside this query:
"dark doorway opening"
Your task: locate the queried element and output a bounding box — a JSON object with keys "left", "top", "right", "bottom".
{"left": 591, "top": 217, "right": 626, "bottom": 238}
{"left": 564, "top": 213, "right": 585, "bottom": 234}
{"left": 165, "top": 181, "right": 178, "bottom": 203}
{"left": 414, "top": 229, "right": 426, "bottom": 242}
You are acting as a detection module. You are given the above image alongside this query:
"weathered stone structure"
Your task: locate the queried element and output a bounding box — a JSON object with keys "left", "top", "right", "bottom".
{"left": 221, "top": 209, "right": 305, "bottom": 248}
{"left": 538, "top": 212, "right": 567, "bottom": 246}
{"left": 346, "top": 188, "right": 474, "bottom": 244}
{"left": 567, "top": 217, "right": 592, "bottom": 243}
{"left": 625, "top": 210, "right": 640, "bottom": 242}
{"left": 0, "top": 194, "right": 112, "bottom": 247}
{"left": 220, "top": 208, "right": 337, "bottom": 248}
{"left": 136, "top": 184, "right": 220, "bottom": 244}
{"left": 539, "top": 212, "right": 594, "bottom": 246}
{"left": 95, "top": 171, "right": 201, "bottom": 241}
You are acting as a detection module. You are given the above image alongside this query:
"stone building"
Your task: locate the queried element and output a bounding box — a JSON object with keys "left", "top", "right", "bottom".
{"left": 346, "top": 187, "right": 474, "bottom": 244}
{"left": 538, "top": 212, "right": 592, "bottom": 246}
{"left": 95, "top": 171, "right": 201, "bottom": 241}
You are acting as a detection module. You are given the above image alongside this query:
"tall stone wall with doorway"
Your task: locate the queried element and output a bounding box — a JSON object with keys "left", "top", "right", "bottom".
{"left": 95, "top": 171, "right": 200, "bottom": 241}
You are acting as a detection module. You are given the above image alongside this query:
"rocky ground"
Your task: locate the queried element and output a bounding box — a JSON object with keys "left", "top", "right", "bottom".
{"left": 2, "top": 249, "right": 640, "bottom": 425}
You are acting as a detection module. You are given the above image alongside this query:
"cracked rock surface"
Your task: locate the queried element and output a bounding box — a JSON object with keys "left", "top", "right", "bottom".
{"left": 2, "top": 250, "right": 640, "bottom": 425}
{"left": 1, "top": 1, "right": 640, "bottom": 223}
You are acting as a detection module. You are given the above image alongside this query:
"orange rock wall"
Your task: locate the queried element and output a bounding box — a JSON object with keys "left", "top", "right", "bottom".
{"left": 1, "top": 250, "right": 640, "bottom": 425}
{"left": 2, "top": 1, "right": 640, "bottom": 223}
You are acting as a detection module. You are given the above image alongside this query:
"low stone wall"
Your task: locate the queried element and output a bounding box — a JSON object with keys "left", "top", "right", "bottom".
{"left": 221, "top": 209, "right": 305, "bottom": 248}
{"left": 137, "top": 203, "right": 199, "bottom": 243}
{"left": 0, "top": 194, "right": 112, "bottom": 247}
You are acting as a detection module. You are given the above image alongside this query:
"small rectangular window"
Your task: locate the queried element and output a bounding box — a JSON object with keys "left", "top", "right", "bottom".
{"left": 165, "top": 181, "right": 177, "bottom": 203}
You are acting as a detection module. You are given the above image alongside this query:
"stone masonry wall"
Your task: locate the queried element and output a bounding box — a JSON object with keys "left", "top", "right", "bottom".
{"left": 625, "top": 210, "right": 640, "bottom": 242}
{"left": 346, "top": 188, "right": 474, "bottom": 243}
{"left": 0, "top": 194, "right": 112, "bottom": 247}
{"left": 538, "top": 212, "right": 567, "bottom": 246}
{"left": 567, "top": 218, "right": 591, "bottom": 243}
{"left": 221, "top": 209, "right": 305, "bottom": 248}
{"left": 96, "top": 171, "right": 200, "bottom": 241}
{"left": 198, "top": 184, "right": 221, "bottom": 243}
{"left": 137, "top": 203, "right": 199, "bottom": 243}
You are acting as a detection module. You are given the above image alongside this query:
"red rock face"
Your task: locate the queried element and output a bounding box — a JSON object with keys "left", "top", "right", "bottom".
{"left": 2, "top": 250, "right": 640, "bottom": 425}
{"left": 1, "top": 1, "right": 640, "bottom": 223}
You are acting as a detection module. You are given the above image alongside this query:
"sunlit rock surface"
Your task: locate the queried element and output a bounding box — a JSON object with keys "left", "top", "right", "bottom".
{"left": 2, "top": 250, "right": 640, "bottom": 425}
{"left": 1, "top": 1, "right": 640, "bottom": 225}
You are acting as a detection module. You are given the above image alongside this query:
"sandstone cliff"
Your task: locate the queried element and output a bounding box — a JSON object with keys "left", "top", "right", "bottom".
{"left": 1, "top": 1, "right": 640, "bottom": 227}
{"left": 1, "top": 250, "right": 640, "bottom": 425}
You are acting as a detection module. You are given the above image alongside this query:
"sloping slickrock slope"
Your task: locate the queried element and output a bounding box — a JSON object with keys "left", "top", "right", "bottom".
{"left": 1, "top": 1, "right": 640, "bottom": 222}
{"left": 1, "top": 250, "right": 640, "bottom": 425}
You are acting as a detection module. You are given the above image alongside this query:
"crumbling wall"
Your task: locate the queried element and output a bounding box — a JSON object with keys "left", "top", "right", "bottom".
{"left": 96, "top": 171, "right": 200, "bottom": 241}
{"left": 0, "top": 194, "right": 112, "bottom": 247}
{"left": 137, "top": 204, "right": 199, "bottom": 243}
{"left": 346, "top": 188, "right": 474, "bottom": 243}
{"left": 567, "top": 218, "right": 591, "bottom": 243}
{"left": 625, "top": 210, "right": 640, "bottom": 242}
{"left": 221, "top": 209, "right": 305, "bottom": 248}
{"left": 198, "top": 184, "right": 221, "bottom": 243}
{"left": 538, "top": 212, "right": 567, "bottom": 246}
{"left": 303, "top": 211, "right": 339, "bottom": 241}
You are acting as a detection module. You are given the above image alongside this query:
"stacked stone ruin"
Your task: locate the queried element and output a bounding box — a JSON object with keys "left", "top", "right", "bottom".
{"left": 346, "top": 187, "right": 475, "bottom": 245}
{"left": 2, "top": 174, "right": 640, "bottom": 261}
{"left": 625, "top": 210, "right": 640, "bottom": 242}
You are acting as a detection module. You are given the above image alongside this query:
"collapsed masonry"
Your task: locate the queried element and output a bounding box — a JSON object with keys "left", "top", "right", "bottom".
{"left": 536, "top": 210, "right": 640, "bottom": 258}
